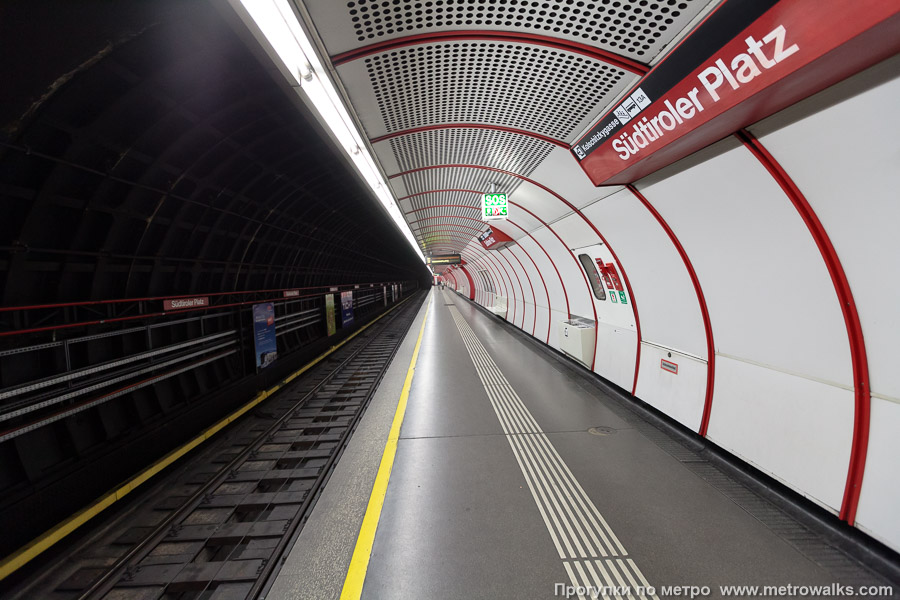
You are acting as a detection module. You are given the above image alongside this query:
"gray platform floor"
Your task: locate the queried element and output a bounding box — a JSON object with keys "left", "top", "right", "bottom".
{"left": 268, "top": 289, "right": 892, "bottom": 600}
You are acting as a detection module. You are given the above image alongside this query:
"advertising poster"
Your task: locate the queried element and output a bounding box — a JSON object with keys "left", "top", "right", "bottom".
{"left": 341, "top": 290, "right": 354, "bottom": 327}
{"left": 325, "top": 293, "right": 336, "bottom": 336}
{"left": 252, "top": 302, "right": 277, "bottom": 370}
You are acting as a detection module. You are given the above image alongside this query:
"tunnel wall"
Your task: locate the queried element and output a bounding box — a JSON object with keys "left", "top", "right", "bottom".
{"left": 455, "top": 56, "right": 899, "bottom": 553}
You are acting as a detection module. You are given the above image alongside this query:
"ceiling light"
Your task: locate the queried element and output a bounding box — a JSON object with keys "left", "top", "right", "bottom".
{"left": 233, "top": 0, "right": 425, "bottom": 263}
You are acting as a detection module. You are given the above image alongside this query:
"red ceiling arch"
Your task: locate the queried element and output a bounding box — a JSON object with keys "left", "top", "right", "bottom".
{"left": 372, "top": 124, "right": 568, "bottom": 148}
{"left": 331, "top": 30, "right": 649, "bottom": 74}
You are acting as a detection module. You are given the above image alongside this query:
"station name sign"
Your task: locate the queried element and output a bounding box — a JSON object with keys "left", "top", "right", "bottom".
{"left": 163, "top": 297, "right": 209, "bottom": 311}
{"left": 426, "top": 254, "right": 462, "bottom": 265}
{"left": 572, "top": 0, "right": 900, "bottom": 185}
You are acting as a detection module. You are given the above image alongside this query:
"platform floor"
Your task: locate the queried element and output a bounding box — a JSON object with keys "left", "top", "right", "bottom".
{"left": 268, "top": 289, "right": 892, "bottom": 600}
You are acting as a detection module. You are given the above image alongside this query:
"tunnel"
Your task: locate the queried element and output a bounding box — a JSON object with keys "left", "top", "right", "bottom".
{"left": 1, "top": 0, "right": 898, "bottom": 598}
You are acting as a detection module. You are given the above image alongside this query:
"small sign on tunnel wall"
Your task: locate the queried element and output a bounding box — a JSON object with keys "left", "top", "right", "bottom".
{"left": 252, "top": 302, "right": 277, "bottom": 370}
{"left": 661, "top": 359, "right": 679, "bottom": 375}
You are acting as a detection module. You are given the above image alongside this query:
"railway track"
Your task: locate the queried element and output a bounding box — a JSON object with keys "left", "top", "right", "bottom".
{"left": 7, "top": 291, "right": 426, "bottom": 600}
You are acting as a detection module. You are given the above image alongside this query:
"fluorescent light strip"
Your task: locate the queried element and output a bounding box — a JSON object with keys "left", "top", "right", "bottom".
{"left": 236, "top": 0, "right": 426, "bottom": 261}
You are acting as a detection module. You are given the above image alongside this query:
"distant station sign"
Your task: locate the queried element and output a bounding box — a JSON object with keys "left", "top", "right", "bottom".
{"left": 426, "top": 254, "right": 462, "bottom": 265}
{"left": 571, "top": 0, "right": 900, "bottom": 185}
{"left": 481, "top": 193, "right": 508, "bottom": 221}
{"left": 163, "top": 297, "right": 208, "bottom": 311}
{"left": 283, "top": 289, "right": 300, "bottom": 298}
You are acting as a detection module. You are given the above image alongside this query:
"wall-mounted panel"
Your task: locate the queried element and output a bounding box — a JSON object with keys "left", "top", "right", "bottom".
{"left": 749, "top": 56, "right": 900, "bottom": 402}
{"left": 515, "top": 237, "right": 565, "bottom": 316}
{"left": 637, "top": 138, "right": 852, "bottom": 388}
{"left": 854, "top": 397, "right": 900, "bottom": 551}
{"left": 581, "top": 189, "right": 707, "bottom": 358}
{"left": 707, "top": 356, "right": 853, "bottom": 513}
{"left": 528, "top": 147, "right": 623, "bottom": 209}
{"left": 512, "top": 182, "right": 573, "bottom": 224}
{"left": 531, "top": 227, "right": 593, "bottom": 321}
{"left": 554, "top": 213, "right": 600, "bottom": 251}
{"left": 635, "top": 344, "right": 707, "bottom": 431}
{"left": 594, "top": 321, "right": 638, "bottom": 391}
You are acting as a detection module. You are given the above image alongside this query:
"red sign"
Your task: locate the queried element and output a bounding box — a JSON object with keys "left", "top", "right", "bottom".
{"left": 661, "top": 359, "right": 679, "bottom": 375}
{"left": 572, "top": 0, "right": 900, "bottom": 185}
{"left": 478, "top": 226, "right": 515, "bottom": 250}
{"left": 283, "top": 289, "right": 300, "bottom": 298}
{"left": 595, "top": 260, "right": 613, "bottom": 290}
{"left": 163, "top": 297, "right": 209, "bottom": 311}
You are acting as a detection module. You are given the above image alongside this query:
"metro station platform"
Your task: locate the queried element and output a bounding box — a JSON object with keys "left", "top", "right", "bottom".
{"left": 268, "top": 289, "right": 894, "bottom": 600}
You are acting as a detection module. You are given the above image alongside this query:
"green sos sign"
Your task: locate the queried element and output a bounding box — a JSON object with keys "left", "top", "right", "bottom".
{"left": 482, "top": 193, "right": 508, "bottom": 221}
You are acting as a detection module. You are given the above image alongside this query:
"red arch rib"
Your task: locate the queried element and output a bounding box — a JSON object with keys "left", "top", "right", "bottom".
{"left": 736, "top": 130, "right": 870, "bottom": 526}
{"left": 372, "top": 124, "right": 568, "bottom": 148}
{"left": 628, "top": 184, "right": 717, "bottom": 436}
{"left": 331, "top": 30, "right": 649, "bottom": 75}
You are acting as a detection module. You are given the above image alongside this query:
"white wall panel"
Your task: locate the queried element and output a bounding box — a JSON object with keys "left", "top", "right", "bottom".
{"left": 521, "top": 301, "right": 536, "bottom": 337}
{"left": 472, "top": 253, "right": 505, "bottom": 307}
{"left": 750, "top": 57, "right": 900, "bottom": 401}
{"left": 511, "top": 298, "right": 525, "bottom": 331}
{"left": 514, "top": 211, "right": 544, "bottom": 235}
{"left": 511, "top": 181, "right": 571, "bottom": 224}
{"left": 638, "top": 139, "right": 852, "bottom": 388}
{"left": 492, "top": 252, "right": 521, "bottom": 327}
{"left": 531, "top": 227, "right": 594, "bottom": 320}
{"left": 635, "top": 344, "right": 707, "bottom": 431}
{"left": 528, "top": 147, "right": 623, "bottom": 209}
{"left": 707, "top": 356, "right": 853, "bottom": 513}
{"left": 553, "top": 212, "right": 601, "bottom": 251}
{"left": 502, "top": 247, "right": 533, "bottom": 311}
{"left": 515, "top": 237, "right": 565, "bottom": 315}
{"left": 548, "top": 309, "right": 568, "bottom": 350}
{"left": 582, "top": 189, "right": 707, "bottom": 358}
{"left": 854, "top": 397, "right": 900, "bottom": 551}
{"left": 594, "top": 322, "right": 638, "bottom": 391}
{"left": 533, "top": 303, "right": 551, "bottom": 344}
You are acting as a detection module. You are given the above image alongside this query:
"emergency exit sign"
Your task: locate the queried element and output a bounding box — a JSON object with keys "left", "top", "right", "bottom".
{"left": 482, "top": 193, "right": 508, "bottom": 221}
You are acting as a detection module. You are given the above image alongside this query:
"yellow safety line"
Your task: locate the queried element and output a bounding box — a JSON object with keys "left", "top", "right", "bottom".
{"left": 0, "top": 295, "right": 416, "bottom": 581}
{"left": 340, "top": 297, "right": 431, "bottom": 600}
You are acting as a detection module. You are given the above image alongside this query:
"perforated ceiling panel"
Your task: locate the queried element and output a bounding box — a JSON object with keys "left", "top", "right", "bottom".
{"left": 364, "top": 42, "right": 629, "bottom": 140}
{"left": 396, "top": 167, "right": 521, "bottom": 203}
{"left": 402, "top": 190, "right": 481, "bottom": 219}
{"left": 389, "top": 128, "right": 555, "bottom": 174}
{"left": 298, "top": 0, "right": 721, "bottom": 256}
{"left": 305, "top": 0, "right": 712, "bottom": 62}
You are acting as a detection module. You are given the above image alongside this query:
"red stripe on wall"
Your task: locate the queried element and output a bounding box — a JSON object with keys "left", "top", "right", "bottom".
{"left": 736, "top": 130, "right": 870, "bottom": 525}
{"left": 628, "top": 185, "right": 717, "bottom": 436}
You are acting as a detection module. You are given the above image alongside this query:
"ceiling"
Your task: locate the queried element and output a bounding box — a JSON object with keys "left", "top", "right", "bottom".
{"left": 294, "top": 0, "right": 722, "bottom": 272}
